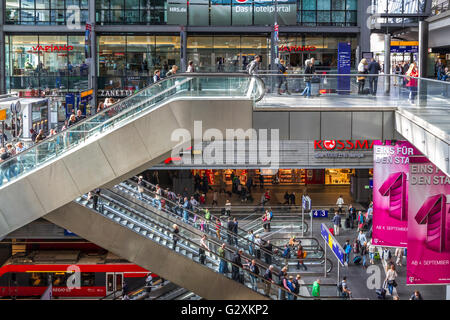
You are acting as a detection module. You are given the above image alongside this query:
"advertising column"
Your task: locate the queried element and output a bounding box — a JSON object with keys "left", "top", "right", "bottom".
{"left": 407, "top": 157, "right": 450, "bottom": 285}
{"left": 337, "top": 42, "right": 351, "bottom": 94}
{"left": 372, "top": 141, "right": 422, "bottom": 247}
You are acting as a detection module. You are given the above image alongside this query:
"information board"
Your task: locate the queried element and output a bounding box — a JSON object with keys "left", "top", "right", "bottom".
{"left": 320, "top": 223, "right": 345, "bottom": 266}
{"left": 337, "top": 42, "right": 351, "bottom": 94}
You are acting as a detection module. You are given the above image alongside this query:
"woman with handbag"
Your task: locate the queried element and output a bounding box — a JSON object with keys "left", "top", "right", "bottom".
{"left": 385, "top": 264, "right": 398, "bottom": 296}
{"left": 357, "top": 58, "right": 368, "bottom": 94}
{"left": 406, "top": 62, "right": 419, "bottom": 103}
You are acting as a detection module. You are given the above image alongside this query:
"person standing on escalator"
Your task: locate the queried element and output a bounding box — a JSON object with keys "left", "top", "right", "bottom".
{"left": 199, "top": 235, "right": 208, "bottom": 265}
{"left": 232, "top": 249, "right": 244, "bottom": 283}
{"left": 137, "top": 176, "right": 145, "bottom": 200}
{"left": 172, "top": 224, "right": 179, "bottom": 250}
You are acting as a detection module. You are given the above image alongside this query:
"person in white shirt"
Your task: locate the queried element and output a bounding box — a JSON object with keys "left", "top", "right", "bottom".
{"left": 395, "top": 247, "right": 403, "bottom": 266}
{"left": 336, "top": 195, "right": 345, "bottom": 214}
{"left": 385, "top": 264, "right": 398, "bottom": 296}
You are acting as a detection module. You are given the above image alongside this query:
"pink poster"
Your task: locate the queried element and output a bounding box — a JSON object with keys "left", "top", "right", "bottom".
{"left": 372, "top": 141, "right": 422, "bottom": 247}
{"left": 407, "top": 157, "right": 450, "bottom": 285}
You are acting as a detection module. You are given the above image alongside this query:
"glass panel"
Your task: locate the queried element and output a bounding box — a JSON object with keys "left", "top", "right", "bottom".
{"left": 303, "top": 0, "right": 317, "bottom": 10}
{"left": 317, "top": 0, "right": 331, "bottom": 10}
{"left": 98, "top": 35, "right": 126, "bottom": 76}
{"left": 332, "top": 0, "right": 346, "bottom": 10}
{"left": 125, "top": 0, "right": 139, "bottom": 9}
{"left": 346, "top": 0, "right": 357, "bottom": 10}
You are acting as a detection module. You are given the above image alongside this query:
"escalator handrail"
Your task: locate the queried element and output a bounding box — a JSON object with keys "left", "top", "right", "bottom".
{"left": 0, "top": 73, "right": 264, "bottom": 183}
{"left": 98, "top": 189, "right": 333, "bottom": 283}
{"left": 78, "top": 195, "right": 337, "bottom": 300}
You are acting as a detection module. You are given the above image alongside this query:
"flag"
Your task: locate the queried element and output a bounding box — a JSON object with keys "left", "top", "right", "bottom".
{"left": 41, "top": 283, "right": 52, "bottom": 300}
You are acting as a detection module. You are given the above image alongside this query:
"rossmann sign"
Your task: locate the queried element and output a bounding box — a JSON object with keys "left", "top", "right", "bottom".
{"left": 314, "top": 140, "right": 374, "bottom": 151}
{"left": 279, "top": 45, "right": 317, "bottom": 52}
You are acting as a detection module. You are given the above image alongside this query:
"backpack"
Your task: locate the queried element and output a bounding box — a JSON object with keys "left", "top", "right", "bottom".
{"left": 268, "top": 211, "right": 273, "bottom": 220}
{"left": 337, "top": 283, "right": 343, "bottom": 293}
{"left": 282, "top": 247, "right": 291, "bottom": 258}
{"left": 204, "top": 210, "right": 211, "bottom": 220}
{"left": 383, "top": 249, "right": 391, "bottom": 260}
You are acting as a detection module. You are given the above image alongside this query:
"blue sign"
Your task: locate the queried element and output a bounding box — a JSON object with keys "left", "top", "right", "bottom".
{"left": 320, "top": 223, "right": 345, "bottom": 266}
{"left": 302, "top": 195, "right": 311, "bottom": 211}
{"left": 391, "top": 46, "right": 418, "bottom": 53}
{"left": 337, "top": 42, "right": 351, "bottom": 94}
{"left": 65, "top": 93, "right": 75, "bottom": 119}
{"left": 64, "top": 229, "right": 77, "bottom": 237}
{"left": 312, "top": 210, "right": 328, "bottom": 218}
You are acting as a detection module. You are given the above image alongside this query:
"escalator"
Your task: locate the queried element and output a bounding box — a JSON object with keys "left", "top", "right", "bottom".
{"left": 45, "top": 192, "right": 339, "bottom": 300}
{"left": 114, "top": 178, "right": 332, "bottom": 275}
{"left": 0, "top": 74, "right": 264, "bottom": 238}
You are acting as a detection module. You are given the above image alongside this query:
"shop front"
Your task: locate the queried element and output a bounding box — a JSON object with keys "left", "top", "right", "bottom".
{"left": 5, "top": 34, "right": 89, "bottom": 121}
{"left": 97, "top": 34, "right": 181, "bottom": 99}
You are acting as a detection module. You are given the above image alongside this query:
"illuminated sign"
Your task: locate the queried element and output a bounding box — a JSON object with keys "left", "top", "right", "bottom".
{"left": 32, "top": 45, "right": 74, "bottom": 52}
{"left": 80, "top": 89, "right": 93, "bottom": 98}
{"left": 314, "top": 140, "right": 374, "bottom": 150}
{"left": 279, "top": 45, "right": 316, "bottom": 52}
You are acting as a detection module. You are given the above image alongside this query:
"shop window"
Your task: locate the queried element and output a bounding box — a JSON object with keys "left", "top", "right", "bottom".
{"left": 317, "top": 0, "right": 331, "bottom": 10}
{"left": 331, "top": 10, "right": 345, "bottom": 24}
{"left": 346, "top": 0, "right": 357, "bottom": 10}
{"left": 332, "top": 0, "right": 346, "bottom": 10}
{"left": 302, "top": 10, "right": 316, "bottom": 24}
{"left": 317, "top": 11, "right": 331, "bottom": 24}
{"left": 303, "top": 0, "right": 317, "bottom": 10}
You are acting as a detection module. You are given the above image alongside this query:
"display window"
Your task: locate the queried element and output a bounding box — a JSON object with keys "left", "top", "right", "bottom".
{"left": 325, "top": 168, "right": 355, "bottom": 185}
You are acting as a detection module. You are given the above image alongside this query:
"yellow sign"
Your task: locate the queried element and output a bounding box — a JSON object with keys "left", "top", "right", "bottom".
{"left": 0, "top": 109, "right": 7, "bottom": 121}
{"left": 80, "top": 89, "right": 94, "bottom": 98}
{"left": 390, "top": 41, "right": 419, "bottom": 46}
{"left": 328, "top": 236, "right": 333, "bottom": 249}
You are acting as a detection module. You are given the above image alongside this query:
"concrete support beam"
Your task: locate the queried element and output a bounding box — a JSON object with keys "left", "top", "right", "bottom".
{"left": 384, "top": 33, "right": 391, "bottom": 94}
{"left": 358, "top": 0, "right": 372, "bottom": 62}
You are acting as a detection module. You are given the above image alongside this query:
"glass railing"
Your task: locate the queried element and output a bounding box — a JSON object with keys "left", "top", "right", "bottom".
{"left": 76, "top": 192, "right": 338, "bottom": 300}
{"left": 255, "top": 73, "right": 450, "bottom": 109}
{"left": 0, "top": 74, "right": 265, "bottom": 188}
{"left": 432, "top": 0, "right": 450, "bottom": 15}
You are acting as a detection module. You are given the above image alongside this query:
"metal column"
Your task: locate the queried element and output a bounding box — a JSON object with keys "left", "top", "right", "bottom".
{"left": 324, "top": 239, "right": 327, "bottom": 278}
{"left": 357, "top": 0, "right": 372, "bottom": 62}
{"left": 418, "top": 20, "right": 429, "bottom": 104}
{"left": 180, "top": 28, "right": 187, "bottom": 72}
{"left": 384, "top": 33, "right": 391, "bottom": 94}
{"left": 88, "top": 0, "right": 97, "bottom": 108}
{"left": 0, "top": 0, "right": 6, "bottom": 95}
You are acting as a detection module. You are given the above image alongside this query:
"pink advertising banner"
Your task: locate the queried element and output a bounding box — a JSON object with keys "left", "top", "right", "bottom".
{"left": 372, "top": 141, "right": 422, "bottom": 247}
{"left": 407, "top": 157, "right": 450, "bottom": 285}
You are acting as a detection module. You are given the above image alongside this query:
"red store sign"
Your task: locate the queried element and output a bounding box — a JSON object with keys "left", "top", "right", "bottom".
{"left": 314, "top": 140, "right": 374, "bottom": 151}
{"left": 279, "top": 45, "right": 317, "bottom": 52}
{"left": 31, "top": 45, "right": 74, "bottom": 53}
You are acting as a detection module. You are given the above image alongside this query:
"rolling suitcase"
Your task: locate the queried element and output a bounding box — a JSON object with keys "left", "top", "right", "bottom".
{"left": 376, "top": 288, "right": 386, "bottom": 299}
{"left": 353, "top": 256, "right": 362, "bottom": 264}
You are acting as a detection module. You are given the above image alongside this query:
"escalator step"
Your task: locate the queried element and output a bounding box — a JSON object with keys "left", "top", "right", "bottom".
{"left": 134, "top": 227, "right": 141, "bottom": 232}
{"left": 120, "top": 220, "right": 128, "bottom": 225}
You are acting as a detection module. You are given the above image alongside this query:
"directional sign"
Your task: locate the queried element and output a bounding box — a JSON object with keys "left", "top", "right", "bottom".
{"left": 312, "top": 210, "right": 328, "bottom": 218}
{"left": 320, "top": 223, "right": 345, "bottom": 266}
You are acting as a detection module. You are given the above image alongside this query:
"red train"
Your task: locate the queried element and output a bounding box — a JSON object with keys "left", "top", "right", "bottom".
{"left": 0, "top": 251, "right": 158, "bottom": 299}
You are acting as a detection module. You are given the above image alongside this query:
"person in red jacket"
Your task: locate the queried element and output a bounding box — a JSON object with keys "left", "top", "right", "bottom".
{"left": 406, "top": 62, "right": 419, "bottom": 103}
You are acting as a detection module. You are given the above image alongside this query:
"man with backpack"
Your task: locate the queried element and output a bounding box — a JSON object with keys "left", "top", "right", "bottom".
{"left": 282, "top": 244, "right": 291, "bottom": 266}
{"left": 343, "top": 240, "right": 352, "bottom": 266}
{"left": 247, "top": 55, "right": 261, "bottom": 75}
{"left": 339, "top": 277, "right": 351, "bottom": 299}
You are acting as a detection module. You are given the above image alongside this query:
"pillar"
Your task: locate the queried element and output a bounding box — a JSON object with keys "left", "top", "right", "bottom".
{"left": 418, "top": 20, "right": 429, "bottom": 104}
{"left": 88, "top": 0, "right": 97, "bottom": 108}
{"left": 180, "top": 28, "right": 187, "bottom": 72}
{"left": 357, "top": 0, "right": 371, "bottom": 62}
{"left": 384, "top": 33, "right": 391, "bottom": 94}
{"left": 0, "top": 0, "right": 6, "bottom": 95}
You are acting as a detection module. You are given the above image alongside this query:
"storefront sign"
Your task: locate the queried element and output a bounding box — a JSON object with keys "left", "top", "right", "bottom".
{"left": 80, "top": 89, "right": 93, "bottom": 98}
{"left": 98, "top": 89, "right": 134, "bottom": 97}
{"left": 32, "top": 45, "right": 74, "bottom": 52}
{"left": 320, "top": 223, "right": 345, "bottom": 266}
{"left": 279, "top": 45, "right": 316, "bottom": 52}
{"left": 407, "top": 157, "right": 450, "bottom": 285}
{"left": 314, "top": 140, "right": 374, "bottom": 150}
{"left": 0, "top": 109, "right": 6, "bottom": 121}
{"left": 372, "top": 140, "right": 422, "bottom": 248}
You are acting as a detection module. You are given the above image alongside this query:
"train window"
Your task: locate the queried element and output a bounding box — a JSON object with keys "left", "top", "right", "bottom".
{"left": 52, "top": 273, "right": 67, "bottom": 287}
{"left": 81, "top": 273, "right": 95, "bottom": 287}
{"left": 29, "top": 272, "right": 48, "bottom": 287}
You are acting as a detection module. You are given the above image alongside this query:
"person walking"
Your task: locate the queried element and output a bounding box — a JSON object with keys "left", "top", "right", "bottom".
{"left": 340, "top": 276, "right": 352, "bottom": 299}
{"left": 218, "top": 243, "right": 229, "bottom": 274}
{"left": 336, "top": 195, "right": 345, "bottom": 214}
{"left": 225, "top": 199, "right": 231, "bottom": 216}
{"left": 311, "top": 279, "right": 321, "bottom": 298}
{"left": 361, "top": 241, "right": 368, "bottom": 268}
{"left": 385, "top": 264, "right": 398, "bottom": 296}
{"left": 277, "top": 59, "right": 290, "bottom": 95}
{"left": 199, "top": 235, "right": 208, "bottom": 265}
{"left": 410, "top": 290, "right": 423, "bottom": 300}
{"left": 231, "top": 249, "right": 243, "bottom": 283}
{"left": 292, "top": 274, "right": 301, "bottom": 300}
{"left": 406, "top": 62, "right": 419, "bottom": 103}
{"left": 263, "top": 240, "right": 273, "bottom": 265}
{"left": 348, "top": 204, "right": 356, "bottom": 229}
{"left": 254, "top": 234, "right": 262, "bottom": 259}
{"left": 343, "top": 240, "right": 351, "bottom": 266}
{"left": 172, "top": 224, "right": 179, "bottom": 250}
{"left": 357, "top": 58, "right": 368, "bottom": 94}
{"left": 247, "top": 55, "right": 261, "bottom": 75}
{"left": 357, "top": 230, "right": 367, "bottom": 248}
{"left": 300, "top": 60, "right": 314, "bottom": 98}
{"left": 332, "top": 212, "right": 342, "bottom": 236}
{"left": 296, "top": 241, "right": 308, "bottom": 271}
{"left": 247, "top": 230, "right": 255, "bottom": 255}
{"left": 395, "top": 247, "right": 404, "bottom": 266}
{"left": 247, "top": 259, "right": 260, "bottom": 291}
{"left": 368, "top": 241, "right": 376, "bottom": 264}
{"left": 263, "top": 265, "right": 275, "bottom": 297}
{"left": 367, "top": 58, "right": 381, "bottom": 96}
{"left": 278, "top": 266, "right": 288, "bottom": 300}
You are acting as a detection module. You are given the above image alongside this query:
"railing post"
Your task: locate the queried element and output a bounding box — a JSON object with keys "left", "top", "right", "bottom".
{"left": 324, "top": 239, "right": 327, "bottom": 278}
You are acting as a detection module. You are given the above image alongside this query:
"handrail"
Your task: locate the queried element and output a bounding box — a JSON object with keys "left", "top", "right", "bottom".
{"left": 127, "top": 177, "right": 289, "bottom": 257}
{"left": 0, "top": 73, "right": 264, "bottom": 181}
{"left": 80, "top": 193, "right": 337, "bottom": 300}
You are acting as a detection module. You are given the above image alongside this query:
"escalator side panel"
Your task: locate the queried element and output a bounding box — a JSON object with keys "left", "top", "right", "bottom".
{"left": 0, "top": 98, "right": 253, "bottom": 238}
{"left": 44, "top": 201, "right": 267, "bottom": 300}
